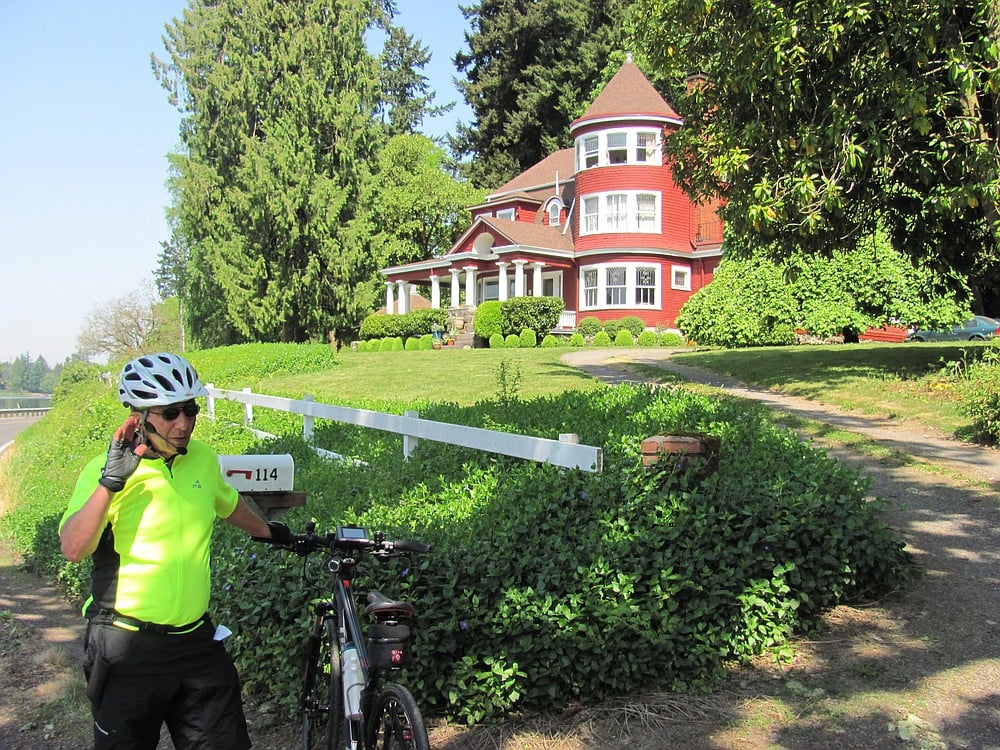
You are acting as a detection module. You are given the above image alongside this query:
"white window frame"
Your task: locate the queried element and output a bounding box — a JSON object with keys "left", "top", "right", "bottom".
{"left": 576, "top": 128, "right": 662, "bottom": 170}
{"left": 580, "top": 263, "right": 661, "bottom": 311}
{"left": 547, "top": 200, "right": 562, "bottom": 226}
{"left": 635, "top": 266, "right": 657, "bottom": 305}
{"left": 579, "top": 191, "right": 661, "bottom": 235}
{"left": 583, "top": 196, "right": 600, "bottom": 233}
{"left": 541, "top": 271, "right": 563, "bottom": 298}
{"left": 496, "top": 207, "right": 515, "bottom": 221}
{"left": 671, "top": 264, "right": 691, "bottom": 291}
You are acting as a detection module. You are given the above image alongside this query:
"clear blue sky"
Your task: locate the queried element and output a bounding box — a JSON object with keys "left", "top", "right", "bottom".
{"left": 0, "top": 1, "right": 471, "bottom": 365}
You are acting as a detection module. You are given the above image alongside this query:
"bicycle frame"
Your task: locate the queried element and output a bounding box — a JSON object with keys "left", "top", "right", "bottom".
{"left": 295, "top": 524, "right": 430, "bottom": 750}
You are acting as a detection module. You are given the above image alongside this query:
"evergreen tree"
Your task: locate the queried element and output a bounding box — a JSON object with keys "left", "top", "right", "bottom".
{"left": 153, "top": 0, "right": 389, "bottom": 347}
{"left": 453, "top": 0, "right": 636, "bottom": 188}
{"left": 377, "top": 24, "right": 452, "bottom": 138}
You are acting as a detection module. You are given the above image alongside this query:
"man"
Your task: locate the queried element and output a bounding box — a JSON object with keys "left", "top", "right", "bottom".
{"left": 59, "top": 352, "right": 291, "bottom": 749}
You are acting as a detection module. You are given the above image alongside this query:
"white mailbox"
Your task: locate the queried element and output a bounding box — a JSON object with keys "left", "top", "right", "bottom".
{"left": 218, "top": 454, "right": 295, "bottom": 493}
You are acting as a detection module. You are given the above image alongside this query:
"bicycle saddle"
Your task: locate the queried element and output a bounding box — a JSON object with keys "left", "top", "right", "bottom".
{"left": 366, "top": 591, "right": 415, "bottom": 618}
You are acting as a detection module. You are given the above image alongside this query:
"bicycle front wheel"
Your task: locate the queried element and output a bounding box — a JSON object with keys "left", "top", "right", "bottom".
{"left": 301, "top": 618, "right": 342, "bottom": 750}
{"left": 364, "top": 683, "right": 430, "bottom": 750}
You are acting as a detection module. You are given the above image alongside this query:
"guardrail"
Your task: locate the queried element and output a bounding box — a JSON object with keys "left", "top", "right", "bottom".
{"left": 0, "top": 408, "right": 51, "bottom": 419}
{"left": 205, "top": 385, "right": 603, "bottom": 473}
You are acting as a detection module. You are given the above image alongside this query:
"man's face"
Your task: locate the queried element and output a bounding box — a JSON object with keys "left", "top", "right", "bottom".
{"left": 140, "top": 400, "right": 200, "bottom": 457}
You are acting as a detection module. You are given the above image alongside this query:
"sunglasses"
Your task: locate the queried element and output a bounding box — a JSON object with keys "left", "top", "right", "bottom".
{"left": 148, "top": 402, "right": 201, "bottom": 421}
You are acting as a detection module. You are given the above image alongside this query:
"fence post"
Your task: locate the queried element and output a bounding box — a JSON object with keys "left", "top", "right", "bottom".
{"left": 403, "top": 410, "right": 419, "bottom": 459}
{"left": 242, "top": 388, "right": 253, "bottom": 427}
{"left": 303, "top": 394, "right": 315, "bottom": 442}
{"left": 206, "top": 384, "right": 216, "bottom": 419}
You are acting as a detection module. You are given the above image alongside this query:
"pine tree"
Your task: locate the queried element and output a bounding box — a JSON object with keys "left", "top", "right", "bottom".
{"left": 153, "top": 0, "right": 388, "bottom": 346}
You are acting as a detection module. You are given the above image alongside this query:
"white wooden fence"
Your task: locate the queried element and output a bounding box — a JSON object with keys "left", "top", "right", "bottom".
{"left": 205, "top": 385, "right": 603, "bottom": 473}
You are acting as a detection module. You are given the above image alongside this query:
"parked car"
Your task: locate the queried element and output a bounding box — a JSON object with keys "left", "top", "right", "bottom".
{"left": 906, "top": 315, "right": 1000, "bottom": 342}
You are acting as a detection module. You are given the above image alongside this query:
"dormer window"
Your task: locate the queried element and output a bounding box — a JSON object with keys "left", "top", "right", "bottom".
{"left": 547, "top": 200, "right": 562, "bottom": 226}
{"left": 496, "top": 207, "right": 515, "bottom": 221}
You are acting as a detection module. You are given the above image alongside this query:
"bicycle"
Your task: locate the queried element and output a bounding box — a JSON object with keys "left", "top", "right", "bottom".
{"left": 278, "top": 521, "right": 432, "bottom": 750}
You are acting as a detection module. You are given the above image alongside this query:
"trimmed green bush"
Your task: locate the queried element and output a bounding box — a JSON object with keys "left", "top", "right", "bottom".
{"left": 592, "top": 331, "right": 612, "bottom": 347}
{"left": 618, "top": 316, "right": 646, "bottom": 337}
{"left": 569, "top": 332, "right": 585, "bottom": 347}
{"left": 577, "top": 316, "right": 604, "bottom": 337}
{"left": 489, "top": 333, "right": 506, "bottom": 349}
{"left": 614, "top": 330, "right": 636, "bottom": 347}
{"left": 419, "top": 334, "right": 434, "bottom": 350}
{"left": 473, "top": 300, "right": 504, "bottom": 339}
{"left": 541, "top": 334, "right": 559, "bottom": 348}
{"left": 637, "top": 330, "right": 659, "bottom": 347}
{"left": 379, "top": 338, "right": 395, "bottom": 352}
{"left": 603, "top": 318, "right": 623, "bottom": 337}
{"left": 404, "top": 337, "right": 420, "bottom": 351}
{"left": 505, "top": 334, "right": 521, "bottom": 348}
{"left": 659, "top": 332, "right": 685, "bottom": 347}
{"left": 519, "top": 328, "right": 538, "bottom": 348}
{"left": 501, "top": 296, "right": 564, "bottom": 339}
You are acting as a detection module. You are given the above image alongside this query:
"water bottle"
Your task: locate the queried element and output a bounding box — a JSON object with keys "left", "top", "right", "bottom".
{"left": 341, "top": 643, "right": 364, "bottom": 720}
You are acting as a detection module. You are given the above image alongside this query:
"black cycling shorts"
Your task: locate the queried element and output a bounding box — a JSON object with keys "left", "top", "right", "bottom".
{"left": 83, "top": 617, "right": 252, "bottom": 750}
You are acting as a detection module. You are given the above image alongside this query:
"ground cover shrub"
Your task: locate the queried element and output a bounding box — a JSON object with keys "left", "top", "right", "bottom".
{"left": 7, "top": 348, "right": 911, "bottom": 730}
{"left": 569, "top": 332, "right": 585, "bottom": 347}
{"left": 614, "top": 329, "right": 635, "bottom": 347}
{"left": 489, "top": 333, "right": 506, "bottom": 349}
{"left": 519, "top": 328, "right": 537, "bottom": 348}
{"left": 592, "top": 331, "right": 612, "bottom": 347}
{"left": 637, "top": 330, "right": 658, "bottom": 347}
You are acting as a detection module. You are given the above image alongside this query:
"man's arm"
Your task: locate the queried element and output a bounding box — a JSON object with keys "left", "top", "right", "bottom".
{"left": 60, "top": 414, "right": 146, "bottom": 563}
{"left": 223, "top": 495, "right": 273, "bottom": 538}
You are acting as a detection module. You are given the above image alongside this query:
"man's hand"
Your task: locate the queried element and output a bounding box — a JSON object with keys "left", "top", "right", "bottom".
{"left": 253, "top": 520, "right": 294, "bottom": 547}
{"left": 98, "top": 415, "right": 148, "bottom": 493}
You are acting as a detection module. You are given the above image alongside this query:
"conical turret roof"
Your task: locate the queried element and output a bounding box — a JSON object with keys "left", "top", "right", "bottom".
{"left": 571, "top": 54, "right": 680, "bottom": 131}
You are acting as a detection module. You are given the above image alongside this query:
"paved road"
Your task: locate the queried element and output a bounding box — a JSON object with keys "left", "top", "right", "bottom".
{"left": 0, "top": 415, "right": 44, "bottom": 454}
{"left": 561, "top": 348, "right": 1000, "bottom": 490}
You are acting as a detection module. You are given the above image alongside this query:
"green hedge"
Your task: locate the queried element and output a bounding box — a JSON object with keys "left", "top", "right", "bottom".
{"left": 360, "top": 309, "right": 448, "bottom": 341}
{"left": 473, "top": 301, "right": 504, "bottom": 340}
{"left": 501, "top": 297, "right": 564, "bottom": 339}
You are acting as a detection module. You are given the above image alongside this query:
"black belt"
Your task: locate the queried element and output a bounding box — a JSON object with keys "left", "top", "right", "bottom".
{"left": 93, "top": 609, "right": 208, "bottom": 636}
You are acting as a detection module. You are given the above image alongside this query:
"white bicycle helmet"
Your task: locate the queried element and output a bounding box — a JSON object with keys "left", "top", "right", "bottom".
{"left": 118, "top": 353, "right": 209, "bottom": 407}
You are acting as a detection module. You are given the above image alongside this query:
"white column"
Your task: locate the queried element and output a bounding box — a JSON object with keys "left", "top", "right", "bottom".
{"left": 430, "top": 274, "right": 441, "bottom": 309}
{"left": 513, "top": 260, "right": 527, "bottom": 298}
{"left": 450, "top": 269, "right": 461, "bottom": 307}
{"left": 385, "top": 282, "right": 395, "bottom": 315}
{"left": 396, "top": 280, "right": 408, "bottom": 314}
{"left": 498, "top": 262, "right": 509, "bottom": 302}
{"left": 464, "top": 266, "right": 477, "bottom": 308}
{"left": 532, "top": 262, "right": 546, "bottom": 297}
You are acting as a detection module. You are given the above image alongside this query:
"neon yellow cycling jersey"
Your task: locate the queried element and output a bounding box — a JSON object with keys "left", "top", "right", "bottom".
{"left": 61, "top": 439, "right": 239, "bottom": 626}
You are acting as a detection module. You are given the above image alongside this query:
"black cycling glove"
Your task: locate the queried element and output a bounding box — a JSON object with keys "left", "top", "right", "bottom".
{"left": 254, "top": 520, "right": 294, "bottom": 547}
{"left": 98, "top": 439, "right": 142, "bottom": 493}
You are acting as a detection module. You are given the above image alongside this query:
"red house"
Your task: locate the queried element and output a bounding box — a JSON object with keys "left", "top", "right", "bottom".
{"left": 380, "top": 56, "right": 724, "bottom": 333}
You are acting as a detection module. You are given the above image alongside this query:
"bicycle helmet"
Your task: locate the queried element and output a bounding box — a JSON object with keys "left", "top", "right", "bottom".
{"left": 118, "top": 353, "right": 209, "bottom": 408}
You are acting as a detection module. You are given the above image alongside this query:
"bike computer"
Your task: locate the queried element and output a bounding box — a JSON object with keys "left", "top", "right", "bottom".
{"left": 336, "top": 525, "right": 371, "bottom": 546}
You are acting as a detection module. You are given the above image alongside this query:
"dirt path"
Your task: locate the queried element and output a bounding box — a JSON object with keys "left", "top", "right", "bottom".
{"left": 2, "top": 352, "right": 999, "bottom": 749}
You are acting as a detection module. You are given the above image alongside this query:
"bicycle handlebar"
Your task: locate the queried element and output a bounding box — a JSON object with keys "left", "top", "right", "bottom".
{"left": 280, "top": 521, "right": 432, "bottom": 557}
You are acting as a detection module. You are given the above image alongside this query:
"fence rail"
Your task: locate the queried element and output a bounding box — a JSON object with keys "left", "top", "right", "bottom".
{"left": 0, "top": 408, "right": 51, "bottom": 419}
{"left": 205, "top": 386, "right": 603, "bottom": 473}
